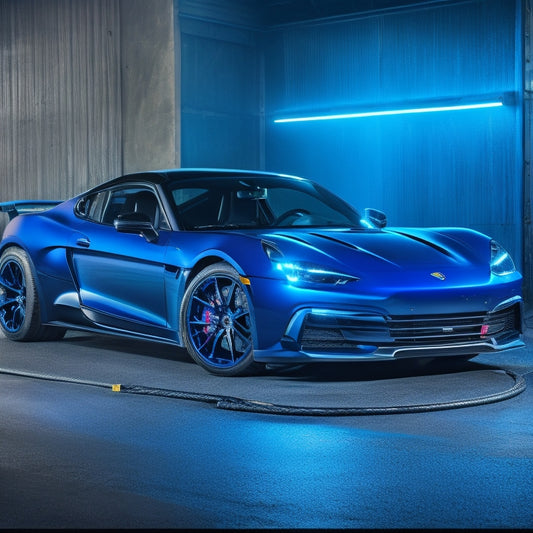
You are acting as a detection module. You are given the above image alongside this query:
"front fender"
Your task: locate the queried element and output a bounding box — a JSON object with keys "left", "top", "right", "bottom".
{"left": 164, "top": 231, "right": 273, "bottom": 279}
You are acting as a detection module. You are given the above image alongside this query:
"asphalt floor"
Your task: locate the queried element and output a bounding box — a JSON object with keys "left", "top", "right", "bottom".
{"left": 1, "top": 314, "right": 532, "bottom": 528}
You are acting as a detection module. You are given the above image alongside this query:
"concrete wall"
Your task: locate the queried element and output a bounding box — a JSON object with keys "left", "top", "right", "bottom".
{"left": 120, "top": 0, "right": 179, "bottom": 173}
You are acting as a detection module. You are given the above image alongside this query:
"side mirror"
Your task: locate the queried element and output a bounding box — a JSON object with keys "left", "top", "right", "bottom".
{"left": 364, "top": 208, "right": 387, "bottom": 229}
{"left": 114, "top": 212, "right": 159, "bottom": 243}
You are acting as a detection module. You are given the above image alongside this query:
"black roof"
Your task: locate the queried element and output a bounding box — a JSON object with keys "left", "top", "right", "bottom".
{"left": 87, "top": 168, "right": 293, "bottom": 193}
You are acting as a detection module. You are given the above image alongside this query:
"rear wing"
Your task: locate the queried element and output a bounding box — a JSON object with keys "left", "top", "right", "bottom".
{"left": 0, "top": 200, "right": 62, "bottom": 221}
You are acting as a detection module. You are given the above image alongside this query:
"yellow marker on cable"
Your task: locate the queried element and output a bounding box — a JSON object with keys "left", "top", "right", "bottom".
{"left": 112, "top": 384, "right": 121, "bottom": 392}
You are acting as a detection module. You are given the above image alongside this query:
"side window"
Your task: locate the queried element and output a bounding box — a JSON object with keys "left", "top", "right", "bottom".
{"left": 77, "top": 186, "right": 170, "bottom": 230}
{"left": 102, "top": 187, "right": 169, "bottom": 230}
{"left": 101, "top": 189, "right": 133, "bottom": 224}
{"left": 75, "top": 191, "right": 108, "bottom": 222}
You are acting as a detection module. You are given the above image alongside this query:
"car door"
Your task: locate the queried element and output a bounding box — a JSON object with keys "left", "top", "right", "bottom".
{"left": 69, "top": 186, "right": 171, "bottom": 331}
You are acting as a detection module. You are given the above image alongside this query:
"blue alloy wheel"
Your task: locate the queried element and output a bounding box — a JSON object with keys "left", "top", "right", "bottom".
{"left": 181, "top": 263, "right": 260, "bottom": 376}
{"left": 0, "top": 257, "right": 26, "bottom": 333}
{"left": 0, "top": 247, "right": 66, "bottom": 341}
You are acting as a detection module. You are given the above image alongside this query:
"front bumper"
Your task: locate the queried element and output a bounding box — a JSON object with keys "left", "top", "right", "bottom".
{"left": 253, "top": 296, "right": 524, "bottom": 363}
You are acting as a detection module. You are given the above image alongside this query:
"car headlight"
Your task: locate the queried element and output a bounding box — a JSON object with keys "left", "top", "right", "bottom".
{"left": 490, "top": 240, "right": 516, "bottom": 276}
{"left": 275, "top": 261, "right": 359, "bottom": 284}
{"left": 262, "top": 240, "right": 358, "bottom": 285}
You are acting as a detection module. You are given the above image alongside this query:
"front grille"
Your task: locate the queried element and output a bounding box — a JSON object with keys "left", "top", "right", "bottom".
{"left": 299, "top": 304, "right": 521, "bottom": 352}
{"left": 388, "top": 305, "right": 521, "bottom": 344}
{"left": 300, "top": 313, "right": 390, "bottom": 350}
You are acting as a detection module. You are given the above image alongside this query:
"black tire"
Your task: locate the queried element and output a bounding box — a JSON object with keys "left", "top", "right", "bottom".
{"left": 0, "top": 247, "right": 66, "bottom": 341}
{"left": 180, "top": 263, "right": 262, "bottom": 376}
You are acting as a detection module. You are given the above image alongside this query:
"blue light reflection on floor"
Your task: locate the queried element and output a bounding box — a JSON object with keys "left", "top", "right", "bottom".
{"left": 3, "top": 371, "right": 533, "bottom": 528}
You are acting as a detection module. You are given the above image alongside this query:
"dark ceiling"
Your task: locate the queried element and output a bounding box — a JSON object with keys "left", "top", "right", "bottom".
{"left": 242, "top": 0, "right": 458, "bottom": 27}
{"left": 179, "top": 0, "right": 460, "bottom": 30}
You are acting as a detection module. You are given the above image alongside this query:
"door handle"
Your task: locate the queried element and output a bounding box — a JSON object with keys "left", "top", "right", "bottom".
{"left": 76, "top": 237, "right": 91, "bottom": 248}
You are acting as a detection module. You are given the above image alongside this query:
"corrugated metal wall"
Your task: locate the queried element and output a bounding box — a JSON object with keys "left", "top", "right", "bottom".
{"left": 0, "top": 0, "right": 122, "bottom": 202}
{"left": 0, "top": 0, "right": 178, "bottom": 235}
{"left": 264, "top": 0, "right": 523, "bottom": 267}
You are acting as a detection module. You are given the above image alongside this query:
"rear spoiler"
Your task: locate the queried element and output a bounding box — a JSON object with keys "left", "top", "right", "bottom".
{"left": 0, "top": 200, "right": 62, "bottom": 221}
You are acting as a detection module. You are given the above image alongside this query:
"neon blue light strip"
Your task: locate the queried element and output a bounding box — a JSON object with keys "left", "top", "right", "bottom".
{"left": 274, "top": 101, "right": 503, "bottom": 123}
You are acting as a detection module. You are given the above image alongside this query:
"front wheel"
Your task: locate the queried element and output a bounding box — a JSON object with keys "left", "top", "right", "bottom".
{"left": 180, "top": 263, "right": 261, "bottom": 376}
{"left": 0, "top": 247, "right": 66, "bottom": 341}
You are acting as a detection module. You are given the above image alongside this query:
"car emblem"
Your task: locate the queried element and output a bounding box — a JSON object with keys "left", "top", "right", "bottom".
{"left": 430, "top": 272, "right": 446, "bottom": 280}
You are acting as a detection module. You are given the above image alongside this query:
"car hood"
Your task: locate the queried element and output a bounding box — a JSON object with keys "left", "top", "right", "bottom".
{"left": 257, "top": 226, "right": 491, "bottom": 285}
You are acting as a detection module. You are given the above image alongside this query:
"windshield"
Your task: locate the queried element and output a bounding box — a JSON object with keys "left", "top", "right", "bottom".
{"left": 165, "top": 175, "right": 364, "bottom": 231}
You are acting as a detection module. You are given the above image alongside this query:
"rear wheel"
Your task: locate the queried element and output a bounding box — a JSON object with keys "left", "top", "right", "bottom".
{"left": 180, "top": 263, "right": 261, "bottom": 376}
{"left": 0, "top": 247, "right": 66, "bottom": 341}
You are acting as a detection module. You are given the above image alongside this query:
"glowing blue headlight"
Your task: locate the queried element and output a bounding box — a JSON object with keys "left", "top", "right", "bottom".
{"left": 490, "top": 240, "right": 516, "bottom": 276}
{"left": 262, "top": 240, "right": 359, "bottom": 284}
{"left": 275, "top": 261, "right": 359, "bottom": 285}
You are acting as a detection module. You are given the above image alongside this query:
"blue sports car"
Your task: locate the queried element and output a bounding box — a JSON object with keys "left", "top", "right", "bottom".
{"left": 0, "top": 169, "right": 524, "bottom": 376}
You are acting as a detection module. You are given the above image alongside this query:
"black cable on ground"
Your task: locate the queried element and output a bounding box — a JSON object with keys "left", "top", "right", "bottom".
{"left": 213, "top": 370, "right": 527, "bottom": 416}
{"left": 0, "top": 368, "right": 113, "bottom": 389}
{"left": 0, "top": 367, "right": 527, "bottom": 416}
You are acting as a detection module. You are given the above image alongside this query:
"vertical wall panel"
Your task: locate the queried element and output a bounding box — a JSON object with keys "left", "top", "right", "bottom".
{"left": 179, "top": 14, "right": 261, "bottom": 169}
{"left": 0, "top": 0, "right": 121, "bottom": 206}
{"left": 264, "top": 0, "right": 523, "bottom": 265}
{"left": 120, "top": 0, "right": 178, "bottom": 174}
{"left": 523, "top": 0, "right": 532, "bottom": 304}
